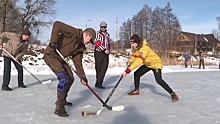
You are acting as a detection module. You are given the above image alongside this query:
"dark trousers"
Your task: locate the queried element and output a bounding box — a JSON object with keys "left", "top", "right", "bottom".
{"left": 199, "top": 59, "right": 205, "bottom": 69}
{"left": 94, "top": 51, "right": 109, "bottom": 86}
{"left": 184, "top": 60, "right": 188, "bottom": 68}
{"left": 133, "top": 65, "right": 173, "bottom": 94}
{"left": 2, "top": 56, "right": 24, "bottom": 87}
{"left": 44, "top": 54, "right": 74, "bottom": 105}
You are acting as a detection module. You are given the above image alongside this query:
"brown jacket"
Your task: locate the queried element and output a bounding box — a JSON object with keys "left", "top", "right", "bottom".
{"left": 0, "top": 32, "right": 28, "bottom": 59}
{"left": 44, "top": 21, "right": 86, "bottom": 76}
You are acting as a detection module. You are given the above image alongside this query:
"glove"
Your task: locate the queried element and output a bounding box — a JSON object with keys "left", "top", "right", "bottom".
{"left": 49, "top": 42, "right": 57, "bottom": 50}
{"left": 81, "top": 76, "right": 88, "bottom": 84}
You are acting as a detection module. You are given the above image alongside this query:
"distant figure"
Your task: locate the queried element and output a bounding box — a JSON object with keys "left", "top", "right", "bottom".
{"left": 189, "top": 54, "right": 193, "bottom": 68}
{"left": 199, "top": 51, "right": 205, "bottom": 69}
{"left": 183, "top": 53, "right": 190, "bottom": 68}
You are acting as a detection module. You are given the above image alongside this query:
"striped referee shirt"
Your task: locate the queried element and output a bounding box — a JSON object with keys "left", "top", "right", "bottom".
{"left": 94, "top": 31, "right": 110, "bottom": 52}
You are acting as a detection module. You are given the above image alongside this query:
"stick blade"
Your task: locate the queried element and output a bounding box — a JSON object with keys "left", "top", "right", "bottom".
{"left": 112, "top": 105, "right": 125, "bottom": 111}
{"left": 42, "top": 80, "right": 51, "bottom": 84}
{"left": 81, "top": 111, "right": 97, "bottom": 116}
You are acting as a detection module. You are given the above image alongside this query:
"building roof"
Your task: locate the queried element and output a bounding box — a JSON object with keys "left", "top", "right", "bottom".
{"left": 181, "top": 31, "right": 220, "bottom": 43}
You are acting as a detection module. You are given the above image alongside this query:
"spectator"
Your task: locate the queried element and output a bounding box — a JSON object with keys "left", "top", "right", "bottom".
{"left": 199, "top": 51, "right": 205, "bottom": 69}
{"left": 183, "top": 53, "right": 190, "bottom": 68}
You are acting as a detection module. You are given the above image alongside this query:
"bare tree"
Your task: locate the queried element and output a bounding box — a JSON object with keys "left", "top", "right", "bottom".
{"left": 1, "top": 0, "right": 19, "bottom": 32}
{"left": 119, "top": 20, "right": 133, "bottom": 48}
{"left": 17, "top": 0, "right": 56, "bottom": 35}
{"left": 212, "top": 29, "right": 220, "bottom": 40}
{"left": 214, "top": 16, "right": 220, "bottom": 41}
{"left": 119, "top": 2, "right": 181, "bottom": 53}
{"left": 217, "top": 16, "right": 220, "bottom": 30}
{"left": 0, "top": 0, "right": 56, "bottom": 43}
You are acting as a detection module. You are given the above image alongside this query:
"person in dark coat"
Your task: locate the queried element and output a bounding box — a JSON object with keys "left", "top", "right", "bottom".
{"left": 43, "top": 21, "right": 96, "bottom": 117}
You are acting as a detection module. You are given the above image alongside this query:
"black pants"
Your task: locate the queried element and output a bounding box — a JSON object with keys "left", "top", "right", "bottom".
{"left": 94, "top": 51, "right": 109, "bottom": 86}
{"left": 133, "top": 65, "right": 173, "bottom": 94}
{"left": 199, "top": 59, "right": 205, "bottom": 69}
{"left": 2, "top": 56, "right": 24, "bottom": 87}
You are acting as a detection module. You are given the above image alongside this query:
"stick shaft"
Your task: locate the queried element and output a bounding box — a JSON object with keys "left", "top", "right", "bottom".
{"left": 2, "top": 48, "right": 42, "bottom": 83}
{"left": 104, "top": 75, "right": 123, "bottom": 104}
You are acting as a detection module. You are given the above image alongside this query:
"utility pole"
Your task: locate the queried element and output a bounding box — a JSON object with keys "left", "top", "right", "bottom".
{"left": 86, "top": 19, "right": 91, "bottom": 28}
{"left": 194, "top": 34, "right": 197, "bottom": 55}
{"left": 115, "top": 17, "right": 118, "bottom": 49}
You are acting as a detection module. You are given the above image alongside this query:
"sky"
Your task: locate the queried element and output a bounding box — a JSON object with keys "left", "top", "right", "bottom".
{"left": 39, "top": 0, "right": 220, "bottom": 43}
{"left": 1, "top": 58, "right": 220, "bottom": 123}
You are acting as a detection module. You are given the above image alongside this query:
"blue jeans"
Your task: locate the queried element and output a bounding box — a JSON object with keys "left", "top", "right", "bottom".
{"left": 2, "top": 56, "right": 23, "bottom": 87}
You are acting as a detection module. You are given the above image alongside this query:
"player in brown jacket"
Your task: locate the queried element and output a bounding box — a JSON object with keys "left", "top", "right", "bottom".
{"left": 0, "top": 29, "right": 31, "bottom": 91}
{"left": 43, "top": 21, "right": 96, "bottom": 117}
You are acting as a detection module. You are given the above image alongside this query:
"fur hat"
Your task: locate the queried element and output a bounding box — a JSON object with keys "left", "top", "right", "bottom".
{"left": 130, "top": 34, "right": 140, "bottom": 44}
{"left": 84, "top": 28, "right": 96, "bottom": 44}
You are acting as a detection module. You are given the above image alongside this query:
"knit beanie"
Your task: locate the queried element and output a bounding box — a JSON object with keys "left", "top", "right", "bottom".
{"left": 130, "top": 34, "right": 140, "bottom": 44}
{"left": 21, "top": 29, "right": 31, "bottom": 36}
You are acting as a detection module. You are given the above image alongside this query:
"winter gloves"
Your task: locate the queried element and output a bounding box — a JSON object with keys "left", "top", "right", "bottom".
{"left": 81, "top": 76, "right": 88, "bottom": 84}
{"left": 49, "top": 42, "right": 57, "bottom": 50}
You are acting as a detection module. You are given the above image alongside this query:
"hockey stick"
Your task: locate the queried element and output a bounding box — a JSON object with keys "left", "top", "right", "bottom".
{"left": 2, "top": 48, "right": 51, "bottom": 84}
{"left": 82, "top": 75, "right": 124, "bottom": 116}
{"left": 55, "top": 49, "right": 124, "bottom": 113}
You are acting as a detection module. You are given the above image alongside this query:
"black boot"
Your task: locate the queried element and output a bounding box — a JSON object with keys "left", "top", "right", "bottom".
{"left": 18, "top": 84, "right": 26, "bottom": 88}
{"left": 54, "top": 105, "right": 68, "bottom": 117}
{"left": 64, "top": 102, "right": 72, "bottom": 106}
{"left": 95, "top": 84, "right": 105, "bottom": 89}
{"left": 1, "top": 86, "right": 12, "bottom": 91}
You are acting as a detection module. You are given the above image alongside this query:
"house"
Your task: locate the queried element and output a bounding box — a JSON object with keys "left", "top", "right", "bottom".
{"left": 175, "top": 31, "right": 220, "bottom": 56}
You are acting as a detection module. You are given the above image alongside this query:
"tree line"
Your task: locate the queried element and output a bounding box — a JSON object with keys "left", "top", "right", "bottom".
{"left": 117, "top": 2, "right": 220, "bottom": 57}
{"left": 118, "top": 2, "right": 181, "bottom": 57}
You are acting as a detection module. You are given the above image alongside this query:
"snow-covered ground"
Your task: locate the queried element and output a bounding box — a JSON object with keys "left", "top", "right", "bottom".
{"left": 0, "top": 48, "right": 220, "bottom": 124}
{"left": 0, "top": 67, "right": 220, "bottom": 124}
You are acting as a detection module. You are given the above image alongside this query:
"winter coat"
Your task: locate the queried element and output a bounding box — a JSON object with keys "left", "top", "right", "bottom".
{"left": 184, "top": 54, "right": 190, "bottom": 61}
{"left": 0, "top": 32, "right": 28, "bottom": 59}
{"left": 127, "top": 39, "right": 162, "bottom": 72}
{"left": 44, "top": 21, "right": 87, "bottom": 76}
